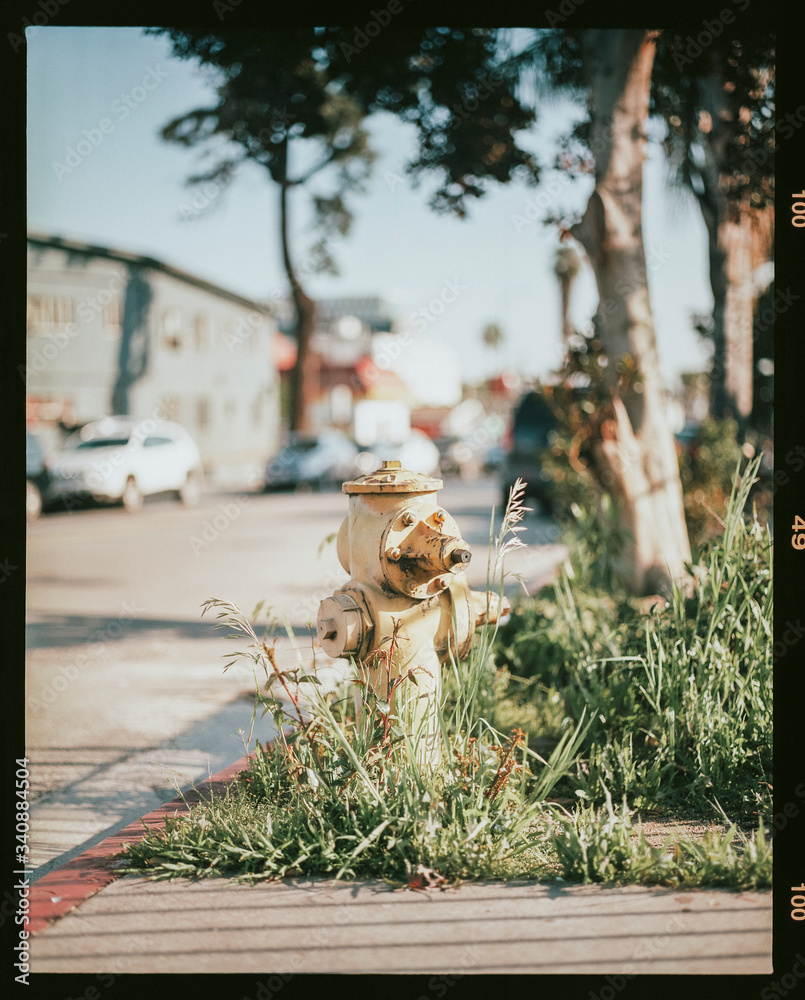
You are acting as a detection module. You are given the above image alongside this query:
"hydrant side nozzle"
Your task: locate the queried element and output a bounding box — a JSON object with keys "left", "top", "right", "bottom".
{"left": 449, "top": 547, "right": 472, "bottom": 566}
{"left": 316, "top": 592, "right": 366, "bottom": 658}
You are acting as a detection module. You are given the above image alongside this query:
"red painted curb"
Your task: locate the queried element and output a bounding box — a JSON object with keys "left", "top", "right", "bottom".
{"left": 28, "top": 751, "right": 256, "bottom": 935}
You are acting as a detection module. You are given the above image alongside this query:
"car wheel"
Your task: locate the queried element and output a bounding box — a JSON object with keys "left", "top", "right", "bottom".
{"left": 26, "top": 480, "right": 42, "bottom": 522}
{"left": 122, "top": 477, "right": 143, "bottom": 512}
{"left": 179, "top": 471, "right": 201, "bottom": 507}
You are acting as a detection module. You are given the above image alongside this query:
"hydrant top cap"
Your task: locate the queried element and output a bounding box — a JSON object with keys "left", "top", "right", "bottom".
{"left": 342, "top": 465, "right": 443, "bottom": 494}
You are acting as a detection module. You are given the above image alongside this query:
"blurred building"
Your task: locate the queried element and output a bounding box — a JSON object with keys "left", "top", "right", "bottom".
{"left": 275, "top": 295, "right": 405, "bottom": 429}
{"left": 26, "top": 233, "right": 281, "bottom": 482}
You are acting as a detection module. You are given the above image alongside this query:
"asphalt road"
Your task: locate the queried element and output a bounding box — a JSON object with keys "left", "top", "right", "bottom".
{"left": 25, "top": 475, "right": 566, "bottom": 877}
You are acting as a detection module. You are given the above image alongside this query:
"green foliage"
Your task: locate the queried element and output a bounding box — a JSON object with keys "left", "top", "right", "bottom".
{"left": 496, "top": 456, "right": 772, "bottom": 821}
{"left": 678, "top": 417, "right": 745, "bottom": 554}
{"left": 551, "top": 793, "right": 771, "bottom": 890}
{"left": 538, "top": 329, "right": 609, "bottom": 520}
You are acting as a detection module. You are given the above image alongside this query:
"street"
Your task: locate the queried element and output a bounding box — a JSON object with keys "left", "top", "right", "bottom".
{"left": 26, "top": 475, "right": 566, "bottom": 877}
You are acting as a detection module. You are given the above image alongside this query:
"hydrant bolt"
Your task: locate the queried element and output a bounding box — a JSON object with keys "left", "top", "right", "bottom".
{"left": 319, "top": 618, "right": 338, "bottom": 641}
{"left": 402, "top": 512, "right": 416, "bottom": 526}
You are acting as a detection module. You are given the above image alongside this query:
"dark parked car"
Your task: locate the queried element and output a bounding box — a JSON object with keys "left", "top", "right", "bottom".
{"left": 26, "top": 429, "right": 51, "bottom": 522}
{"left": 264, "top": 430, "right": 360, "bottom": 491}
{"left": 500, "top": 391, "right": 558, "bottom": 514}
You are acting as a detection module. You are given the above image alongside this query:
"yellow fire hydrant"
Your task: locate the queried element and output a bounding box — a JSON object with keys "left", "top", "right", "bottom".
{"left": 316, "top": 460, "right": 509, "bottom": 763}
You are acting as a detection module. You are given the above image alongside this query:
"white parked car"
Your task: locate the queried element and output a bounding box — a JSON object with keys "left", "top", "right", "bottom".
{"left": 47, "top": 416, "right": 202, "bottom": 512}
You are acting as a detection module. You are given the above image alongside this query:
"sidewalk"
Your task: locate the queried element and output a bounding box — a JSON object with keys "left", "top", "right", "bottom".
{"left": 27, "top": 756, "right": 772, "bottom": 976}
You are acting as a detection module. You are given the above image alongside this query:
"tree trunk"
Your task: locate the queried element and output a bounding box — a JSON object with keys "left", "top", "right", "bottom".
{"left": 278, "top": 140, "right": 317, "bottom": 433}
{"left": 694, "top": 58, "right": 759, "bottom": 433}
{"left": 571, "top": 29, "right": 692, "bottom": 595}
{"left": 559, "top": 275, "right": 574, "bottom": 341}
{"left": 721, "top": 210, "right": 755, "bottom": 426}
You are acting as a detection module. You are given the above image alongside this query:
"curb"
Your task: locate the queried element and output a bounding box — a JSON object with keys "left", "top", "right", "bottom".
{"left": 28, "top": 751, "right": 255, "bottom": 935}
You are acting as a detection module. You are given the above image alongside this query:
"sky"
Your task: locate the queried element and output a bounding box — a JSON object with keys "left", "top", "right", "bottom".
{"left": 27, "top": 26, "right": 715, "bottom": 390}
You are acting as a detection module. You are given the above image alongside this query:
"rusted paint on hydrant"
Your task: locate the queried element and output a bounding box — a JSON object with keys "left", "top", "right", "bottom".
{"left": 316, "top": 460, "right": 509, "bottom": 763}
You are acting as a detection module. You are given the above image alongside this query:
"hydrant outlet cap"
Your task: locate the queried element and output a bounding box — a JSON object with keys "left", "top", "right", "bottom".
{"left": 342, "top": 465, "right": 443, "bottom": 494}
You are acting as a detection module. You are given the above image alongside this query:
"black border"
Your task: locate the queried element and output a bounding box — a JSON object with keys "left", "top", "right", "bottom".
{"left": 3, "top": 1, "right": 795, "bottom": 998}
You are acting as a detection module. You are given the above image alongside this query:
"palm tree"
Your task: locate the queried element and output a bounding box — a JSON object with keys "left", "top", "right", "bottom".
{"left": 553, "top": 244, "right": 581, "bottom": 342}
{"left": 482, "top": 322, "right": 505, "bottom": 373}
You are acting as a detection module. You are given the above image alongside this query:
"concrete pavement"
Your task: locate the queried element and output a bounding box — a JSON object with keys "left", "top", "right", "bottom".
{"left": 29, "top": 875, "right": 772, "bottom": 975}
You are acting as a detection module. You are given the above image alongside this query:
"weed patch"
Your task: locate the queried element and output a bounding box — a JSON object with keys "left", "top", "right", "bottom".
{"left": 495, "top": 455, "right": 772, "bottom": 822}
{"left": 119, "top": 463, "right": 772, "bottom": 889}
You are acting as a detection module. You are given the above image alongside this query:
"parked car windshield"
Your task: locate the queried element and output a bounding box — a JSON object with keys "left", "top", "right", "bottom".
{"left": 73, "top": 437, "right": 131, "bottom": 450}
{"left": 282, "top": 439, "right": 321, "bottom": 454}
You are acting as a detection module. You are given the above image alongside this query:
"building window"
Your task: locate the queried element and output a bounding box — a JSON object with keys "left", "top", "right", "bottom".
{"left": 103, "top": 299, "right": 122, "bottom": 339}
{"left": 161, "top": 396, "right": 180, "bottom": 423}
{"left": 193, "top": 314, "right": 208, "bottom": 352}
{"left": 221, "top": 319, "right": 237, "bottom": 354}
{"left": 196, "top": 397, "right": 209, "bottom": 430}
{"left": 27, "top": 295, "right": 74, "bottom": 332}
{"left": 161, "top": 307, "right": 183, "bottom": 350}
{"left": 252, "top": 394, "right": 263, "bottom": 428}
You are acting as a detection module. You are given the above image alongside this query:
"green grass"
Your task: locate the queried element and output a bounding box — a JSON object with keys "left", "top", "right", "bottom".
{"left": 550, "top": 792, "right": 771, "bottom": 889}
{"left": 118, "top": 463, "right": 772, "bottom": 889}
{"left": 494, "top": 455, "right": 772, "bottom": 822}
